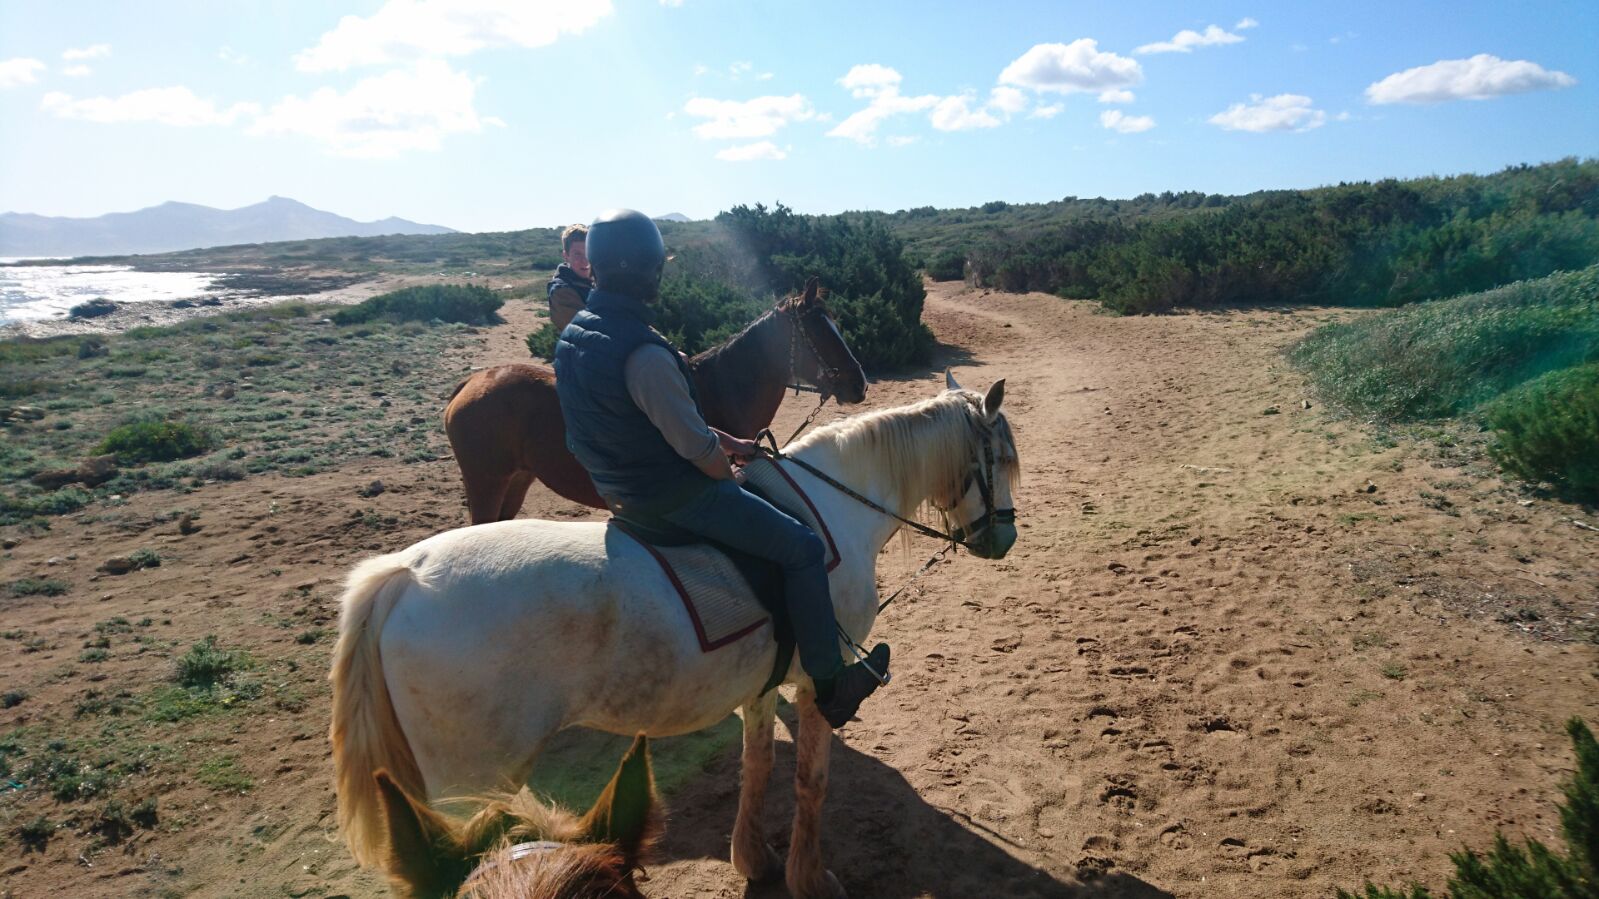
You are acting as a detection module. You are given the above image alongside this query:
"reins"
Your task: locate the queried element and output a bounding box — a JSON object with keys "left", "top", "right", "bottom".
{"left": 750, "top": 418, "right": 1014, "bottom": 686}
{"left": 779, "top": 303, "right": 843, "bottom": 446}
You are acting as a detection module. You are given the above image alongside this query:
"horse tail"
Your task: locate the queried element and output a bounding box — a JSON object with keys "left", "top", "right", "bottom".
{"left": 329, "top": 554, "right": 426, "bottom": 868}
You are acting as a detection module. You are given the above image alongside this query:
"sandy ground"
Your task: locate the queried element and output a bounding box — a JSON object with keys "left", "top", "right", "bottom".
{"left": 1, "top": 282, "right": 1595, "bottom": 898}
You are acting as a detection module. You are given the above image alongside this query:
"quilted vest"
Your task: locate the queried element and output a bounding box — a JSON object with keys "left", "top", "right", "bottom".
{"left": 554, "top": 290, "right": 711, "bottom": 507}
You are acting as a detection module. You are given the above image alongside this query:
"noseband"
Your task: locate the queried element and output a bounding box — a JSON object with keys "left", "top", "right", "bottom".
{"left": 945, "top": 418, "right": 1016, "bottom": 545}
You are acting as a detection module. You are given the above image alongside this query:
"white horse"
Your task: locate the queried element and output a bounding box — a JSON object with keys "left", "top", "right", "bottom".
{"left": 330, "top": 372, "right": 1020, "bottom": 898}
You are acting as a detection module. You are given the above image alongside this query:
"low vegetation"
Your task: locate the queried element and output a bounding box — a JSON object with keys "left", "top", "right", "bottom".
{"left": 1292, "top": 266, "right": 1598, "bottom": 499}
{"left": 0, "top": 301, "right": 466, "bottom": 525}
{"left": 332, "top": 283, "right": 504, "bottom": 325}
{"left": 1340, "top": 718, "right": 1597, "bottom": 898}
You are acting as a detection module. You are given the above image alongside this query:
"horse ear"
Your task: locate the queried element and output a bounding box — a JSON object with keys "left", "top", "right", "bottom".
{"left": 983, "top": 379, "right": 1006, "bottom": 421}
{"left": 579, "top": 734, "right": 660, "bottom": 862}
{"left": 945, "top": 368, "right": 962, "bottom": 391}
{"left": 803, "top": 276, "right": 819, "bottom": 304}
{"left": 374, "top": 769, "right": 471, "bottom": 897}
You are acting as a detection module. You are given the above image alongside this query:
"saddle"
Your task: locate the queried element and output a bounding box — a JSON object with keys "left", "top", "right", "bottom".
{"left": 610, "top": 456, "right": 839, "bottom": 695}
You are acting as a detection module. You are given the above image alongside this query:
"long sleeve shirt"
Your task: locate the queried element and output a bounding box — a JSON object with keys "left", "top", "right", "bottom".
{"left": 623, "top": 344, "right": 720, "bottom": 464}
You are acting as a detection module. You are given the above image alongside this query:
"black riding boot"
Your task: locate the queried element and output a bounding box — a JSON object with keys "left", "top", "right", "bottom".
{"left": 814, "top": 643, "right": 890, "bottom": 729}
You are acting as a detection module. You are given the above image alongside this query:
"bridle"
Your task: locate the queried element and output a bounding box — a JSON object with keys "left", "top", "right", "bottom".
{"left": 753, "top": 411, "right": 1015, "bottom": 684}
{"left": 783, "top": 302, "right": 848, "bottom": 401}
{"left": 460, "top": 840, "right": 646, "bottom": 895}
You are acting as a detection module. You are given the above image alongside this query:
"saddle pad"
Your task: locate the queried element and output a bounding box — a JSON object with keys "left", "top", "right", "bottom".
{"left": 620, "top": 531, "right": 770, "bottom": 652}
{"left": 739, "top": 455, "right": 840, "bottom": 573}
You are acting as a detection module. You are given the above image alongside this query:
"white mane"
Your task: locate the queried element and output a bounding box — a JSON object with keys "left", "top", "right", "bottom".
{"left": 788, "top": 389, "right": 1018, "bottom": 520}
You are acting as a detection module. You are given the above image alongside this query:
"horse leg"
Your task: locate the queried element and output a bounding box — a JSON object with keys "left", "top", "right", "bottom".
{"left": 786, "top": 687, "right": 846, "bottom": 899}
{"left": 498, "top": 470, "right": 535, "bottom": 521}
{"left": 459, "top": 466, "right": 510, "bottom": 526}
{"left": 731, "top": 691, "right": 782, "bottom": 882}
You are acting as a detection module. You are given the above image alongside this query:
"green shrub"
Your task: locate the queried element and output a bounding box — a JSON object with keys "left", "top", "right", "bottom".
{"left": 333, "top": 283, "right": 503, "bottom": 325}
{"left": 1291, "top": 266, "right": 1599, "bottom": 421}
{"left": 7, "top": 578, "right": 68, "bottom": 597}
{"left": 1486, "top": 362, "right": 1599, "bottom": 502}
{"left": 97, "top": 418, "right": 217, "bottom": 463}
{"left": 175, "top": 636, "right": 251, "bottom": 689}
{"left": 1340, "top": 717, "right": 1598, "bottom": 898}
{"left": 0, "top": 486, "right": 92, "bottom": 525}
{"left": 926, "top": 248, "right": 966, "bottom": 281}
{"left": 526, "top": 323, "right": 558, "bottom": 361}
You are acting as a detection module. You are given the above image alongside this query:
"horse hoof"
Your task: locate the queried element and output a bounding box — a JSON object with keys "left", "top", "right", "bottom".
{"left": 732, "top": 839, "right": 783, "bottom": 883}
{"left": 787, "top": 868, "right": 846, "bottom": 899}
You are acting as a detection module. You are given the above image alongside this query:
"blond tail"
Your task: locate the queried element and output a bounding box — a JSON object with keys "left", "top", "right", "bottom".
{"left": 329, "top": 555, "right": 426, "bottom": 867}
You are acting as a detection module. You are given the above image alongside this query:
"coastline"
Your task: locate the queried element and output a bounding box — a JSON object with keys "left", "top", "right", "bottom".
{"left": 0, "top": 273, "right": 423, "bottom": 340}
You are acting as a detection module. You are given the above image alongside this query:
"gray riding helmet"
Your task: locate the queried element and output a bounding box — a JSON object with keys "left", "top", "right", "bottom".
{"left": 587, "top": 209, "right": 666, "bottom": 300}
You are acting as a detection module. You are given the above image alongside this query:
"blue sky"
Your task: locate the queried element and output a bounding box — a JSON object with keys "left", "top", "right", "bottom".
{"left": 1, "top": 1, "right": 1594, "bottom": 233}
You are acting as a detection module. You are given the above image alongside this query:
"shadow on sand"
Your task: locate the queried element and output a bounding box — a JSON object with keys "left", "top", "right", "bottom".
{"left": 531, "top": 706, "right": 1172, "bottom": 899}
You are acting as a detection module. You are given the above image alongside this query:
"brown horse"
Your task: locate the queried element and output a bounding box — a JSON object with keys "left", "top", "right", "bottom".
{"left": 444, "top": 278, "right": 867, "bottom": 523}
{"left": 371, "top": 735, "right": 659, "bottom": 899}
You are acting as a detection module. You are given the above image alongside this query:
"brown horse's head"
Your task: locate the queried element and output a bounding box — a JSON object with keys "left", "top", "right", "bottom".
{"left": 374, "top": 735, "right": 660, "bottom": 899}
{"left": 780, "top": 276, "right": 868, "bottom": 404}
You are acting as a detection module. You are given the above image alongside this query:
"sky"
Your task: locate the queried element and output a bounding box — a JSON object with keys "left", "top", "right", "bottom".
{"left": 1, "top": 0, "right": 1595, "bottom": 233}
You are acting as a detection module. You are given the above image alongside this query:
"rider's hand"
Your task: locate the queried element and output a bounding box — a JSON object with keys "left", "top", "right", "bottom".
{"left": 721, "top": 434, "right": 759, "bottom": 463}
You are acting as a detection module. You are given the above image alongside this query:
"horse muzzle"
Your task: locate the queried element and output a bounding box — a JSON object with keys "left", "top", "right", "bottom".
{"left": 956, "top": 511, "right": 1017, "bottom": 560}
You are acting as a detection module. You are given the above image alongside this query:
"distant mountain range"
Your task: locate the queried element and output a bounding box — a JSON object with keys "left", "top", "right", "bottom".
{"left": 656, "top": 212, "right": 691, "bottom": 223}
{"left": 0, "top": 196, "right": 456, "bottom": 257}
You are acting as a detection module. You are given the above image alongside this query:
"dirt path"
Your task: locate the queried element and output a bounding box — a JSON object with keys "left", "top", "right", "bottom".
{"left": 1, "top": 284, "right": 1595, "bottom": 898}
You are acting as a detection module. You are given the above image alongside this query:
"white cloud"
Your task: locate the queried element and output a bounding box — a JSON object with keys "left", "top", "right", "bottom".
{"left": 692, "top": 63, "right": 709, "bottom": 77}
{"left": 62, "top": 44, "right": 111, "bottom": 61}
{"left": 729, "top": 60, "right": 753, "bottom": 78}
{"left": 998, "top": 40, "right": 1141, "bottom": 94}
{"left": 1365, "top": 54, "right": 1576, "bottom": 105}
{"left": 219, "top": 46, "right": 250, "bottom": 65}
{"left": 828, "top": 65, "right": 940, "bottom": 145}
{"left": 0, "top": 57, "right": 46, "bottom": 88}
{"left": 1029, "top": 102, "right": 1063, "bottom": 119}
{"left": 887, "top": 135, "right": 918, "bottom": 146}
{"left": 1236, "top": 17, "right": 1259, "bottom": 29}
{"left": 838, "top": 63, "right": 903, "bottom": 99}
{"left": 757, "top": 71, "right": 774, "bottom": 81}
{"left": 1100, "top": 109, "right": 1155, "bottom": 133}
{"left": 42, "top": 86, "right": 259, "bottom": 126}
{"left": 250, "top": 60, "right": 488, "bottom": 157}
{"left": 1136, "top": 24, "right": 1246, "bottom": 55}
{"left": 988, "top": 86, "right": 1028, "bottom": 115}
{"left": 682, "top": 93, "right": 815, "bottom": 139}
{"left": 1209, "top": 93, "right": 1327, "bottom": 132}
{"left": 930, "top": 94, "right": 1002, "bottom": 131}
{"left": 295, "top": 0, "right": 612, "bottom": 72}
{"left": 1098, "top": 88, "right": 1135, "bottom": 104}
{"left": 715, "top": 140, "right": 784, "bottom": 161}
{"left": 62, "top": 65, "right": 92, "bottom": 78}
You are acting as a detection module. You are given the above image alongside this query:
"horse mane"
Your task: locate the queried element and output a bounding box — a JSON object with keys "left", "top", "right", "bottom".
{"left": 789, "top": 389, "right": 1019, "bottom": 520}
{"left": 689, "top": 304, "right": 779, "bottom": 369}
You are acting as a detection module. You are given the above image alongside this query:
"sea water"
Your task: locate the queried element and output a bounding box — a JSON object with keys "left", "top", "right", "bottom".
{"left": 0, "top": 259, "right": 223, "bottom": 324}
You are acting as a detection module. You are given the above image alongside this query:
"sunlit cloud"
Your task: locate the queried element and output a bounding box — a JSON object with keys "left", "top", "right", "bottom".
{"left": 0, "top": 57, "right": 46, "bottom": 89}
{"left": 295, "top": 0, "right": 612, "bottom": 72}
{"left": 62, "top": 65, "right": 92, "bottom": 78}
{"left": 1136, "top": 25, "right": 1245, "bottom": 55}
{"left": 828, "top": 64, "right": 939, "bottom": 146}
{"left": 1098, "top": 89, "right": 1135, "bottom": 104}
{"left": 682, "top": 93, "right": 815, "bottom": 139}
{"left": 998, "top": 40, "right": 1141, "bottom": 94}
{"left": 219, "top": 46, "right": 251, "bottom": 65}
{"left": 887, "top": 135, "right": 918, "bottom": 146}
{"left": 1029, "top": 102, "right": 1063, "bottom": 119}
{"left": 1100, "top": 109, "right": 1155, "bottom": 133}
{"left": 61, "top": 44, "right": 111, "bottom": 61}
{"left": 1365, "top": 54, "right": 1576, "bottom": 104}
{"left": 1235, "top": 17, "right": 1259, "bottom": 29}
{"left": 930, "top": 94, "right": 1002, "bottom": 131}
{"left": 715, "top": 140, "right": 784, "bottom": 161}
{"left": 1209, "top": 93, "right": 1326, "bottom": 132}
{"left": 42, "top": 86, "right": 260, "bottom": 126}
{"left": 250, "top": 60, "right": 489, "bottom": 157}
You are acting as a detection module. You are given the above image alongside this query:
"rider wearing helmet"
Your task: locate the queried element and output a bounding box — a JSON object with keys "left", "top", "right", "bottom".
{"left": 553, "top": 209, "right": 889, "bottom": 729}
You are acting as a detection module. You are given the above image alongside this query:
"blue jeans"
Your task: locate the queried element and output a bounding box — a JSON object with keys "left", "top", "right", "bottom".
{"left": 661, "top": 479, "right": 843, "bottom": 680}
